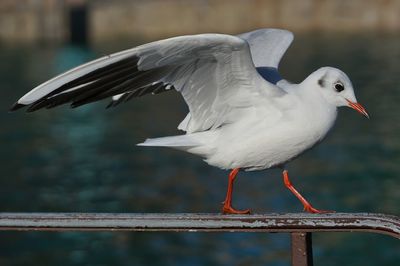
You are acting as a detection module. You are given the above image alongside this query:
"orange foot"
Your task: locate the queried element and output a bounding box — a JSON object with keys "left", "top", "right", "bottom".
{"left": 222, "top": 205, "right": 251, "bottom": 214}
{"left": 304, "top": 204, "right": 335, "bottom": 214}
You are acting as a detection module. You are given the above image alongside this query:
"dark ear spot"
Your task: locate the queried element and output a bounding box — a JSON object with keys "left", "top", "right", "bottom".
{"left": 318, "top": 79, "right": 325, "bottom": 87}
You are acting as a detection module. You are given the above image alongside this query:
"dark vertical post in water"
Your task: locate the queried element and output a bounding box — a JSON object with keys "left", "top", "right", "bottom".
{"left": 68, "top": 1, "right": 88, "bottom": 46}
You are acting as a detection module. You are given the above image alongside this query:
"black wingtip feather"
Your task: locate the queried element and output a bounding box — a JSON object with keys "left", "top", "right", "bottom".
{"left": 105, "top": 101, "right": 115, "bottom": 109}
{"left": 11, "top": 55, "right": 175, "bottom": 112}
{"left": 9, "top": 102, "right": 26, "bottom": 112}
{"left": 70, "top": 103, "right": 79, "bottom": 109}
{"left": 106, "top": 99, "right": 121, "bottom": 109}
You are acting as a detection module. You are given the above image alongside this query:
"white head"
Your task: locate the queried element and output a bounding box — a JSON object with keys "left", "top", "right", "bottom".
{"left": 304, "top": 67, "right": 369, "bottom": 118}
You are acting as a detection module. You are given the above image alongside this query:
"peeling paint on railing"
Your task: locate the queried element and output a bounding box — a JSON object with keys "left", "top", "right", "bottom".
{"left": 0, "top": 212, "right": 399, "bottom": 239}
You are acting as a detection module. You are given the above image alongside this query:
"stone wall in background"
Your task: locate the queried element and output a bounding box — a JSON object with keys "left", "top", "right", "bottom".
{"left": 0, "top": 0, "right": 399, "bottom": 45}
{"left": 91, "top": 0, "right": 400, "bottom": 42}
{"left": 0, "top": 0, "right": 65, "bottom": 44}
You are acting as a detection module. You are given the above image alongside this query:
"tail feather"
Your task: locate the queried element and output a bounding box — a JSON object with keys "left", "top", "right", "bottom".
{"left": 137, "top": 135, "right": 200, "bottom": 148}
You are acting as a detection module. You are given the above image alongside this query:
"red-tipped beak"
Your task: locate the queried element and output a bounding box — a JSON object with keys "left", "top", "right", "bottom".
{"left": 346, "top": 99, "right": 370, "bottom": 119}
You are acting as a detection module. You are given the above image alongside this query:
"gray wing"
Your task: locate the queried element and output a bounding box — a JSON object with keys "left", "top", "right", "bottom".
{"left": 11, "top": 34, "right": 285, "bottom": 133}
{"left": 238, "top": 29, "right": 294, "bottom": 84}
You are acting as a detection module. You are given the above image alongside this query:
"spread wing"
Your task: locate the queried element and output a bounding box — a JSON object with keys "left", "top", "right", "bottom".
{"left": 11, "top": 33, "right": 286, "bottom": 133}
{"left": 238, "top": 29, "right": 293, "bottom": 84}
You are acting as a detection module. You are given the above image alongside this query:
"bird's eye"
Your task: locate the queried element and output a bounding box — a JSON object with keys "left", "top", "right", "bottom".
{"left": 334, "top": 82, "right": 344, "bottom": 92}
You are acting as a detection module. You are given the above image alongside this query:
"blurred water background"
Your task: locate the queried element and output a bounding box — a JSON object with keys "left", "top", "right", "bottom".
{"left": 0, "top": 1, "right": 400, "bottom": 266}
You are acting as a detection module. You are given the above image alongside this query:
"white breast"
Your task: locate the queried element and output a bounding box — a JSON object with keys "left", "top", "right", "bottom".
{"left": 203, "top": 91, "right": 338, "bottom": 170}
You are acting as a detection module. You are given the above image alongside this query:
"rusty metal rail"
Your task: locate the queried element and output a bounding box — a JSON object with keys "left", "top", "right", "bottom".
{"left": 1, "top": 212, "right": 399, "bottom": 237}
{"left": 1, "top": 212, "right": 399, "bottom": 266}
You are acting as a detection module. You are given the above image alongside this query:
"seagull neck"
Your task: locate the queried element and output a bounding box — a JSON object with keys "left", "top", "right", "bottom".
{"left": 297, "top": 79, "right": 338, "bottom": 116}
{"left": 292, "top": 79, "right": 338, "bottom": 142}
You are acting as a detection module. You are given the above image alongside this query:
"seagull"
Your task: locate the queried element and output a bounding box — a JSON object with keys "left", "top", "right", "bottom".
{"left": 10, "top": 28, "right": 369, "bottom": 214}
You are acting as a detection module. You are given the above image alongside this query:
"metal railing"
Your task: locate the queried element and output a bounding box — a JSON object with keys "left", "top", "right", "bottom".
{"left": 1, "top": 212, "right": 399, "bottom": 266}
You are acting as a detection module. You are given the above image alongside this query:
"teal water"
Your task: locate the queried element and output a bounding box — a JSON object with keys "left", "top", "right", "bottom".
{"left": 0, "top": 33, "right": 399, "bottom": 265}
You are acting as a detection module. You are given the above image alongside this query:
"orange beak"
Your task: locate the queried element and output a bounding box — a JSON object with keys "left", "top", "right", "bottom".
{"left": 346, "top": 99, "right": 370, "bottom": 119}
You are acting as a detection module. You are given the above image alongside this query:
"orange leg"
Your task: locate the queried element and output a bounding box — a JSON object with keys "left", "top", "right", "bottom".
{"left": 282, "top": 170, "right": 333, "bottom": 214}
{"left": 222, "top": 168, "right": 251, "bottom": 214}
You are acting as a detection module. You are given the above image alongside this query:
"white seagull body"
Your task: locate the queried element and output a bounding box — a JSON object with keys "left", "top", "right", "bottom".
{"left": 11, "top": 29, "right": 369, "bottom": 214}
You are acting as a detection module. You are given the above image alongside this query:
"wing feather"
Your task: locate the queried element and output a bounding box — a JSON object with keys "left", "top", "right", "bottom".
{"left": 11, "top": 33, "right": 286, "bottom": 132}
{"left": 238, "top": 29, "right": 293, "bottom": 84}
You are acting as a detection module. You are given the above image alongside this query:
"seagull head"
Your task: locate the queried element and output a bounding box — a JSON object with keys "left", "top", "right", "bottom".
{"left": 307, "top": 67, "right": 369, "bottom": 118}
